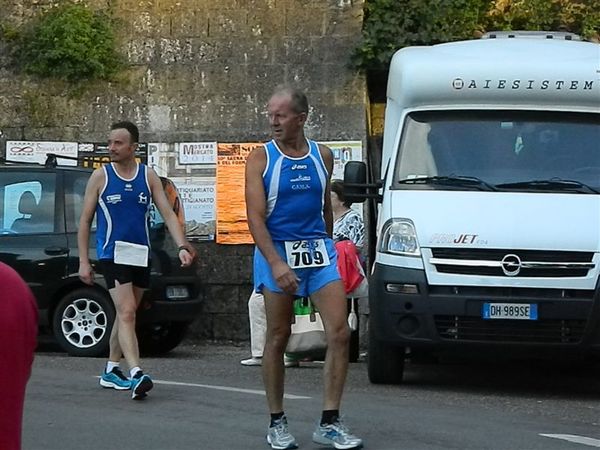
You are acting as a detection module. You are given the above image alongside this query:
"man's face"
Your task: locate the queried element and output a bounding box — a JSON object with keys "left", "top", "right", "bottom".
{"left": 108, "top": 128, "right": 137, "bottom": 162}
{"left": 267, "top": 94, "right": 306, "bottom": 142}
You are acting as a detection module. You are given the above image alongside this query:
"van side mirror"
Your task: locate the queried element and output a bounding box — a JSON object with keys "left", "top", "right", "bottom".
{"left": 344, "top": 162, "right": 368, "bottom": 203}
{"left": 343, "top": 161, "right": 383, "bottom": 203}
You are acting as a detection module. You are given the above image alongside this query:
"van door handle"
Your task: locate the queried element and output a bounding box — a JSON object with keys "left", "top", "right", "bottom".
{"left": 45, "top": 247, "right": 69, "bottom": 256}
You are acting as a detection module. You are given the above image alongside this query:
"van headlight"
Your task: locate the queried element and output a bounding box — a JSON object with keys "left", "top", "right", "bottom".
{"left": 379, "top": 219, "right": 420, "bottom": 256}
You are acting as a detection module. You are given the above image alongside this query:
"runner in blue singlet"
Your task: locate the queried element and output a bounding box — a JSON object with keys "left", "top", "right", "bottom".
{"left": 245, "top": 86, "right": 363, "bottom": 450}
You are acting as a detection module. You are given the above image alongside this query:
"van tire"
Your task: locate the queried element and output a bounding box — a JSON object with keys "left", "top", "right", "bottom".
{"left": 53, "top": 288, "right": 114, "bottom": 357}
{"left": 368, "top": 326, "right": 405, "bottom": 384}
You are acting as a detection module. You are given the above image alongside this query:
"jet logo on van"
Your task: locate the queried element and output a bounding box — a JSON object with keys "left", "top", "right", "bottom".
{"left": 452, "top": 78, "right": 595, "bottom": 91}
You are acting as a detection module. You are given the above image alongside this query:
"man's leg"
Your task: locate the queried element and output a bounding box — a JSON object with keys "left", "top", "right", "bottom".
{"left": 110, "top": 281, "right": 141, "bottom": 370}
{"left": 310, "top": 280, "right": 350, "bottom": 410}
{"left": 249, "top": 291, "right": 267, "bottom": 358}
{"left": 262, "top": 288, "right": 294, "bottom": 412}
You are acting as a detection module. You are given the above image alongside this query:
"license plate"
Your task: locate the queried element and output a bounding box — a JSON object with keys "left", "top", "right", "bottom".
{"left": 166, "top": 285, "right": 189, "bottom": 300}
{"left": 482, "top": 303, "right": 538, "bottom": 320}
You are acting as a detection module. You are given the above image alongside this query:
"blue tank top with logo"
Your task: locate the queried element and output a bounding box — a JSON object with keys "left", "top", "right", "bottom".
{"left": 262, "top": 139, "right": 329, "bottom": 241}
{"left": 96, "top": 163, "right": 152, "bottom": 260}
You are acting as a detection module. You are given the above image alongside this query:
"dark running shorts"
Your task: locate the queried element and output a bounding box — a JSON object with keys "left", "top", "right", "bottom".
{"left": 99, "top": 260, "right": 151, "bottom": 290}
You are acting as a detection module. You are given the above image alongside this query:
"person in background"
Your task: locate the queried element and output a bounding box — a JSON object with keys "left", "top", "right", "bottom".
{"left": 245, "top": 85, "right": 362, "bottom": 450}
{"left": 330, "top": 179, "right": 364, "bottom": 255}
{"left": 240, "top": 290, "right": 298, "bottom": 368}
{"left": 78, "top": 120, "right": 195, "bottom": 400}
{"left": 0, "top": 262, "right": 37, "bottom": 450}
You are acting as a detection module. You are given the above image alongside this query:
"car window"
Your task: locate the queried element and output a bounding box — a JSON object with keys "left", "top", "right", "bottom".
{"left": 0, "top": 172, "right": 55, "bottom": 235}
{"left": 64, "top": 170, "right": 95, "bottom": 233}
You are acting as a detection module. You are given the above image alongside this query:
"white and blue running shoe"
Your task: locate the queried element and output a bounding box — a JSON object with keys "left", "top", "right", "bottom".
{"left": 312, "top": 418, "right": 363, "bottom": 449}
{"left": 131, "top": 372, "right": 153, "bottom": 400}
{"left": 99, "top": 367, "right": 131, "bottom": 390}
{"left": 266, "top": 415, "right": 298, "bottom": 449}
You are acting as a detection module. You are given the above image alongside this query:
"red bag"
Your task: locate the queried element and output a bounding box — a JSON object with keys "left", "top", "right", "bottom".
{"left": 335, "top": 240, "right": 364, "bottom": 294}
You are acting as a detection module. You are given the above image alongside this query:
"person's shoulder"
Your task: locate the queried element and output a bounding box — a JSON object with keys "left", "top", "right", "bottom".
{"left": 246, "top": 144, "right": 267, "bottom": 166}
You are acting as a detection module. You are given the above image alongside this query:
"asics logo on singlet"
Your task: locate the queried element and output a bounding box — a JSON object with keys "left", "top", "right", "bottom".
{"left": 106, "top": 194, "right": 121, "bottom": 204}
{"left": 291, "top": 164, "right": 307, "bottom": 170}
{"left": 138, "top": 192, "right": 148, "bottom": 204}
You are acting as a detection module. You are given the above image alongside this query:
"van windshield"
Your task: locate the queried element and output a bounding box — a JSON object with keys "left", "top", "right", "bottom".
{"left": 393, "top": 111, "right": 600, "bottom": 193}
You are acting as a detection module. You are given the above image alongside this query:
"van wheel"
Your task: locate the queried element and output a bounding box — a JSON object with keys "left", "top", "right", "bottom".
{"left": 138, "top": 321, "right": 189, "bottom": 355}
{"left": 52, "top": 288, "right": 114, "bottom": 357}
{"left": 367, "top": 325, "right": 405, "bottom": 384}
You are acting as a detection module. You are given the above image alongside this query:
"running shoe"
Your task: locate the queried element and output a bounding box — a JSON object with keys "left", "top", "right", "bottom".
{"left": 99, "top": 367, "right": 131, "bottom": 390}
{"left": 266, "top": 415, "right": 298, "bottom": 450}
{"left": 312, "top": 417, "right": 363, "bottom": 449}
{"left": 131, "top": 371, "right": 153, "bottom": 400}
{"left": 240, "top": 357, "right": 262, "bottom": 366}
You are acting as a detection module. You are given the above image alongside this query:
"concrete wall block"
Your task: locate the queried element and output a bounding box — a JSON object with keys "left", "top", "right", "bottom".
{"left": 126, "top": 38, "right": 157, "bottom": 65}
{"left": 165, "top": 10, "right": 209, "bottom": 38}
{"left": 212, "top": 313, "right": 249, "bottom": 341}
{"left": 203, "top": 285, "right": 243, "bottom": 314}
{"left": 323, "top": 0, "right": 364, "bottom": 36}
{"left": 284, "top": 4, "right": 327, "bottom": 37}
{"left": 158, "top": 38, "right": 194, "bottom": 64}
{"left": 207, "top": 9, "right": 248, "bottom": 37}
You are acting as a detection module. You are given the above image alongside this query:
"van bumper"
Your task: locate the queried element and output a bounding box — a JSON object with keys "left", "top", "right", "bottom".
{"left": 370, "top": 263, "right": 600, "bottom": 356}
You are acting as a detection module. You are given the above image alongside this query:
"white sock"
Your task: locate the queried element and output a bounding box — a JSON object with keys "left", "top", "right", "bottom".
{"left": 106, "top": 361, "right": 119, "bottom": 373}
{"left": 130, "top": 366, "right": 142, "bottom": 378}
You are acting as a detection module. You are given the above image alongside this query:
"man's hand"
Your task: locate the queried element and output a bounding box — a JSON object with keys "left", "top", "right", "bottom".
{"left": 271, "top": 260, "right": 299, "bottom": 295}
{"left": 78, "top": 261, "right": 94, "bottom": 285}
{"left": 178, "top": 244, "right": 197, "bottom": 267}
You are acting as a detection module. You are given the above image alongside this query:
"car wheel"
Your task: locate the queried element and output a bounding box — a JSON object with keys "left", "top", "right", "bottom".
{"left": 138, "top": 321, "right": 189, "bottom": 355}
{"left": 367, "top": 324, "right": 405, "bottom": 384}
{"left": 52, "top": 288, "right": 114, "bottom": 357}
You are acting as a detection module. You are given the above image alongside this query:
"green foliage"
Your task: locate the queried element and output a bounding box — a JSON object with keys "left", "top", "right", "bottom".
{"left": 15, "top": 2, "right": 121, "bottom": 82}
{"left": 352, "top": 0, "right": 487, "bottom": 71}
{"left": 353, "top": 0, "right": 600, "bottom": 72}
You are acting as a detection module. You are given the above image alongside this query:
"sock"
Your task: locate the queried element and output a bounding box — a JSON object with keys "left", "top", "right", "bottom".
{"left": 270, "top": 411, "right": 285, "bottom": 427}
{"left": 321, "top": 410, "right": 339, "bottom": 426}
{"left": 106, "top": 361, "right": 119, "bottom": 373}
{"left": 130, "top": 366, "right": 142, "bottom": 379}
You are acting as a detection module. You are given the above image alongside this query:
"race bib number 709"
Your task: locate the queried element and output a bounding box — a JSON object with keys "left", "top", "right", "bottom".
{"left": 284, "top": 239, "right": 330, "bottom": 269}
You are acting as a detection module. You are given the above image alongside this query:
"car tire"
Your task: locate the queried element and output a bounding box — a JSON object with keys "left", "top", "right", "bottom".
{"left": 138, "top": 321, "right": 189, "bottom": 355}
{"left": 52, "top": 288, "right": 114, "bottom": 357}
{"left": 367, "top": 324, "right": 405, "bottom": 384}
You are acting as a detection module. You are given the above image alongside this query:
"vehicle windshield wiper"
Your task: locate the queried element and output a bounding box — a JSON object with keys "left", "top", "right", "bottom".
{"left": 397, "top": 175, "right": 497, "bottom": 191}
{"left": 496, "top": 178, "right": 600, "bottom": 194}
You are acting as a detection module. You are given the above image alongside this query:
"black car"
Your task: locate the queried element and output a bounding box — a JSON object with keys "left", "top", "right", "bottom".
{"left": 0, "top": 161, "right": 203, "bottom": 356}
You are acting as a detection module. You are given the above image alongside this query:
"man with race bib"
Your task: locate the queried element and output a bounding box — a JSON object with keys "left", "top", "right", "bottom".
{"left": 245, "top": 86, "right": 363, "bottom": 450}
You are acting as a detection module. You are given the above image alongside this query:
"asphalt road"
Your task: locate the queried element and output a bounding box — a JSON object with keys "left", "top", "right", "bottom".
{"left": 23, "top": 342, "right": 600, "bottom": 450}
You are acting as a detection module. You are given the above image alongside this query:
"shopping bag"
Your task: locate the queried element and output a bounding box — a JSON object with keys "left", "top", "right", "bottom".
{"left": 286, "top": 297, "right": 327, "bottom": 356}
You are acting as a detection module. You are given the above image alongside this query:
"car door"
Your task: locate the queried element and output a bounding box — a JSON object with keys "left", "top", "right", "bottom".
{"left": 0, "top": 168, "right": 69, "bottom": 311}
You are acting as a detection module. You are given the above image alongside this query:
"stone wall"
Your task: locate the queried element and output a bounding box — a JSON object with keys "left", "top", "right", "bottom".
{"left": 0, "top": 0, "right": 367, "bottom": 341}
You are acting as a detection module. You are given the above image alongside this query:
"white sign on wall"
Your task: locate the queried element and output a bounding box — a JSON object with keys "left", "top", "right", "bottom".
{"left": 177, "top": 142, "right": 217, "bottom": 165}
{"left": 323, "top": 140, "right": 363, "bottom": 180}
{"left": 171, "top": 177, "right": 216, "bottom": 240}
{"left": 6, "top": 141, "right": 78, "bottom": 166}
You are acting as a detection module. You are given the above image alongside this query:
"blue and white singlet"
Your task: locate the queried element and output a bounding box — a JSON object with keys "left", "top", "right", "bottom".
{"left": 96, "top": 163, "right": 152, "bottom": 260}
{"left": 262, "top": 139, "right": 329, "bottom": 240}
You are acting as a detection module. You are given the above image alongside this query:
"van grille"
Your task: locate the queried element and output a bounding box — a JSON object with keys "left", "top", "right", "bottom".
{"left": 429, "top": 248, "right": 595, "bottom": 278}
{"left": 435, "top": 315, "right": 586, "bottom": 343}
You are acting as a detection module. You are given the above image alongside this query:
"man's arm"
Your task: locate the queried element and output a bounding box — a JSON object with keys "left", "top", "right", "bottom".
{"left": 245, "top": 147, "right": 299, "bottom": 294}
{"left": 77, "top": 169, "right": 103, "bottom": 285}
{"left": 147, "top": 169, "right": 195, "bottom": 267}
{"left": 318, "top": 144, "right": 335, "bottom": 237}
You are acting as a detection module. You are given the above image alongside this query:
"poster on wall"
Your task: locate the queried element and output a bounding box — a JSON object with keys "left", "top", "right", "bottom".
{"left": 324, "top": 140, "right": 363, "bottom": 180}
{"left": 6, "top": 141, "right": 78, "bottom": 166}
{"left": 148, "top": 142, "right": 169, "bottom": 177}
{"left": 171, "top": 177, "right": 216, "bottom": 240}
{"left": 78, "top": 142, "right": 148, "bottom": 169}
{"left": 177, "top": 142, "right": 217, "bottom": 165}
{"left": 216, "top": 143, "right": 262, "bottom": 244}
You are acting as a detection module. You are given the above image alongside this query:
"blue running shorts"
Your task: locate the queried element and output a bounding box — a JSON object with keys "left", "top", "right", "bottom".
{"left": 254, "top": 238, "right": 341, "bottom": 297}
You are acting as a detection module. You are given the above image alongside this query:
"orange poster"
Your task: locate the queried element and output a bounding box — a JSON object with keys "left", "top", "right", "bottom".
{"left": 216, "top": 142, "right": 263, "bottom": 244}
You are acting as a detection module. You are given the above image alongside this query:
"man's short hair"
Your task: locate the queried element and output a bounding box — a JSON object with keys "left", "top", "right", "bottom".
{"left": 272, "top": 85, "right": 309, "bottom": 115}
{"left": 111, "top": 121, "right": 139, "bottom": 143}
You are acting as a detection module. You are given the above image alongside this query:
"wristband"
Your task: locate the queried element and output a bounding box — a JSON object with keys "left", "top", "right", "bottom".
{"left": 178, "top": 245, "right": 189, "bottom": 253}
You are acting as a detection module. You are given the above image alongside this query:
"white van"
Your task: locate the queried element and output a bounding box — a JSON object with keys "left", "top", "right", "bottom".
{"left": 345, "top": 31, "right": 600, "bottom": 384}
